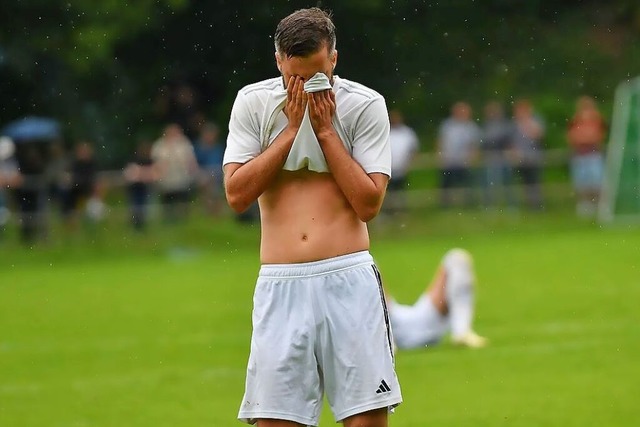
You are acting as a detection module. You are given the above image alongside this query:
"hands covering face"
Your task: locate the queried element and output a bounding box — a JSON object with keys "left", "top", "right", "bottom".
{"left": 283, "top": 76, "right": 307, "bottom": 131}
{"left": 308, "top": 89, "right": 336, "bottom": 136}
{"left": 283, "top": 75, "right": 335, "bottom": 136}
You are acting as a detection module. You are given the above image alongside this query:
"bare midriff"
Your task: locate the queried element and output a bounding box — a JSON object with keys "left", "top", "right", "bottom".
{"left": 258, "top": 170, "right": 370, "bottom": 264}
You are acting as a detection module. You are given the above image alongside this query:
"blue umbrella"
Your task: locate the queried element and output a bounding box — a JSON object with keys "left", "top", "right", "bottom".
{"left": 1, "top": 116, "right": 61, "bottom": 142}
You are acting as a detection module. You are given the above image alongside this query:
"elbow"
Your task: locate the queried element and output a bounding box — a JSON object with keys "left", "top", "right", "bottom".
{"left": 228, "top": 201, "right": 247, "bottom": 215}
{"left": 359, "top": 211, "right": 378, "bottom": 223}
{"left": 359, "top": 209, "right": 380, "bottom": 223}
{"left": 225, "top": 189, "right": 252, "bottom": 214}
{"left": 356, "top": 201, "right": 383, "bottom": 223}
{"left": 227, "top": 197, "right": 251, "bottom": 215}
{"left": 352, "top": 189, "right": 386, "bottom": 222}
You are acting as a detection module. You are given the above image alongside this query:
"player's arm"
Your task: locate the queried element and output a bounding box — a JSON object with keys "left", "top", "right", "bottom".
{"left": 309, "top": 90, "right": 389, "bottom": 223}
{"left": 224, "top": 129, "right": 296, "bottom": 213}
{"left": 224, "top": 77, "right": 306, "bottom": 213}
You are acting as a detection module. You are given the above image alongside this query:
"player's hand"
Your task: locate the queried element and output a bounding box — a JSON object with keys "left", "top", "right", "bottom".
{"left": 308, "top": 89, "right": 336, "bottom": 138}
{"left": 283, "top": 76, "right": 307, "bottom": 131}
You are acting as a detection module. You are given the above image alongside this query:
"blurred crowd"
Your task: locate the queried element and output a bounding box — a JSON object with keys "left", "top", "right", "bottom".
{"left": 0, "top": 92, "right": 607, "bottom": 244}
{"left": 384, "top": 96, "right": 606, "bottom": 218}
{"left": 0, "top": 79, "right": 233, "bottom": 244}
{"left": 0, "top": 118, "right": 228, "bottom": 244}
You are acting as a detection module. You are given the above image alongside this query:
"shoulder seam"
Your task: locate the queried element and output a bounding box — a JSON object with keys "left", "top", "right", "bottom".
{"left": 239, "top": 78, "right": 281, "bottom": 95}
{"left": 338, "top": 79, "right": 383, "bottom": 100}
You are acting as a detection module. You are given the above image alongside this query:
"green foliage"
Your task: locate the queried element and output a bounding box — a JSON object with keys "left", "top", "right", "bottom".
{"left": 1, "top": 0, "right": 639, "bottom": 164}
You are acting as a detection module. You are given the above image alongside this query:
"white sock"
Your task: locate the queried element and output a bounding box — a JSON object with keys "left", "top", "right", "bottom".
{"left": 443, "top": 249, "right": 476, "bottom": 339}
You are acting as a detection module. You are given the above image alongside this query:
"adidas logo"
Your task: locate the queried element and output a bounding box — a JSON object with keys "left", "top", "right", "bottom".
{"left": 375, "top": 379, "right": 391, "bottom": 394}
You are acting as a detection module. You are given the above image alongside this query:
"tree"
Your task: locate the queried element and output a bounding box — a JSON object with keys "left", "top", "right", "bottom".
{"left": 1, "top": 0, "right": 638, "bottom": 166}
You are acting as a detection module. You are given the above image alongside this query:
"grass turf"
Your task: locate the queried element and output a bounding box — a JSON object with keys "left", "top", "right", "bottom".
{"left": 1, "top": 207, "right": 639, "bottom": 426}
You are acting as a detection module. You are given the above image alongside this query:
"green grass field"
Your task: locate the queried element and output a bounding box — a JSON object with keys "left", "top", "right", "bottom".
{"left": 1, "top": 204, "right": 639, "bottom": 426}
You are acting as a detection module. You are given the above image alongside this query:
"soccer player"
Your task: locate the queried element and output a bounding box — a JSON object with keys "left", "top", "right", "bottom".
{"left": 223, "top": 7, "right": 401, "bottom": 427}
{"left": 386, "top": 248, "right": 488, "bottom": 350}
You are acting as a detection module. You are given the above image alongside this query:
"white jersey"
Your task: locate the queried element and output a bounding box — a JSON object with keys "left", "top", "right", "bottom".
{"left": 223, "top": 75, "right": 392, "bottom": 176}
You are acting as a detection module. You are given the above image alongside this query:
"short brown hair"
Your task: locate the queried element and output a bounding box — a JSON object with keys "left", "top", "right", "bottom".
{"left": 274, "top": 7, "right": 336, "bottom": 58}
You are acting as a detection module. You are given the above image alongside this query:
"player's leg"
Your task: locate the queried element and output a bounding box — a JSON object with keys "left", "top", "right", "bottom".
{"left": 257, "top": 420, "right": 305, "bottom": 427}
{"left": 238, "top": 270, "right": 323, "bottom": 426}
{"left": 343, "top": 407, "right": 388, "bottom": 427}
{"left": 425, "top": 266, "right": 448, "bottom": 315}
{"left": 441, "top": 248, "right": 488, "bottom": 348}
{"left": 320, "top": 255, "right": 401, "bottom": 425}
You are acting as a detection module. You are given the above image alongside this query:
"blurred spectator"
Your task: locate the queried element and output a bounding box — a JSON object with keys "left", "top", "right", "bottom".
{"left": 65, "top": 141, "right": 99, "bottom": 229}
{"left": 0, "top": 137, "right": 22, "bottom": 237}
{"left": 437, "top": 101, "right": 481, "bottom": 208}
{"left": 154, "top": 80, "right": 205, "bottom": 142}
{"left": 383, "top": 109, "right": 419, "bottom": 216}
{"left": 44, "top": 141, "right": 72, "bottom": 220}
{"left": 480, "top": 101, "right": 516, "bottom": 209}
{"left": 85, "top": 181, "right": 107, "bottom": 224}
{"left": 13, "top": 142, "right": 48, "bottom": 243}
{"left": 566, "top": 95, "right": 607, "bottom": 218}
{"left": 151, "top": 123, "right": 198, "bottom": 223}
{"left": 511, "top": 99, "right": 545, "bottom": 210}
{"left": 123, "top": 140, "right": 157, "bottom": 231}
{"left": 194, "top": 122, "right": 225, "bottom": 216}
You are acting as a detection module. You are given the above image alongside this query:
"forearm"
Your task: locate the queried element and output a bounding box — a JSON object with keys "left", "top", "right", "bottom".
{"left": 224, "top": 128, "right": 296, "bottom": 212}
{"left": 318, "top": 130, "right": 387, "bottom": 222}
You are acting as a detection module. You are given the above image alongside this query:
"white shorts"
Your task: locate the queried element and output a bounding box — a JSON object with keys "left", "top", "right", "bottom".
{"left": 238, "top": 251, "right": 402, "bottom": 426}
{"left": 388, "top": 294, "right": 448, "bottom": 350}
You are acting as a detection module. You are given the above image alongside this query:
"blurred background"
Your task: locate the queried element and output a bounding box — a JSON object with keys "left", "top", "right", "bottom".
{"left": 0, "top": 0, "right": 639, "bottom": 241}
{"left": 1, "top": 1, "right": 640, "bottom": 426}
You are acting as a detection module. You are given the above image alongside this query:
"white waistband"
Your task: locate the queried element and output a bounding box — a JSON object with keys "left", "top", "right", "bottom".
{"left": 259, "top": 251, "right": 374, "bottom": 278}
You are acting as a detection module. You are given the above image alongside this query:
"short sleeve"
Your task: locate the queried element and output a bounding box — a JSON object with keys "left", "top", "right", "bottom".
{"left": 223, "top": 91, "right": 261, "bottom": 166}
{"left": 351, "top": 97, "right": 392, "bottom": 176}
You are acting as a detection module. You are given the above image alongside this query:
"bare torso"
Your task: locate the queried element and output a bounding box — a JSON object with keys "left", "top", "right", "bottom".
{"left": 258, "top": 170, "right": 370, "bottom": 264}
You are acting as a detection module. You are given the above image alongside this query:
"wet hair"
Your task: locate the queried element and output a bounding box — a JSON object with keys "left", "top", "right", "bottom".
{"left": 274, "top": 7, "right": 336, "bottom": 58}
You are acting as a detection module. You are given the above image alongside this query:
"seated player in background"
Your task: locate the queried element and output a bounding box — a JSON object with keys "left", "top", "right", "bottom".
{"left": 386, "top": 248, "right": 489, "bottom": 350}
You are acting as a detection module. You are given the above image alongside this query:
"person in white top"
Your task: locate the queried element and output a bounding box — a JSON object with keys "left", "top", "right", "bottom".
{"left": 437, "top": 101, "right": 482, "bottom": 208}
{"left": 151, "top": 123, "right": 198, "bottom": 222}
{"left": 385, "top": 248, "right": 488, "bottom": 350}
{"left": 223, "top": 7, "right": 401, "bottom": 427}
{"left": 384, "top": 109, "right": 419, "bottom": 215}
{"left": 0, "top": 137, "right": 21, "bottom": 229}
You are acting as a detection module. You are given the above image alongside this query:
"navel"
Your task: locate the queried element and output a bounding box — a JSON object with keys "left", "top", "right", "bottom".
{"left": 301, "top": 234, "right": 308, "bottom": 242}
